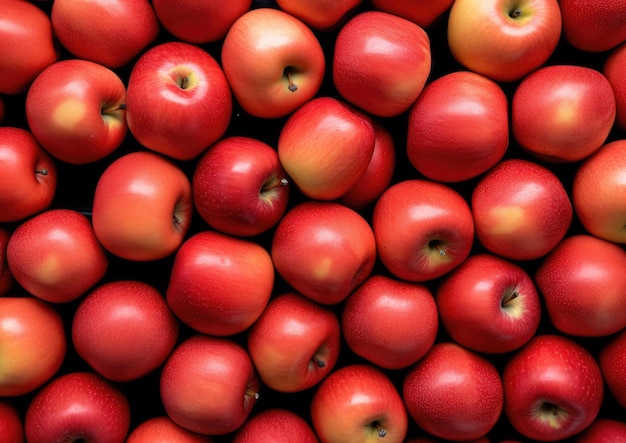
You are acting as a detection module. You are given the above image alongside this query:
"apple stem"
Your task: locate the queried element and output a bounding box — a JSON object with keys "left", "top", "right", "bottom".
{"left": 501, "top": 291, "right": 519, "bottom": 306}
{"left": 284, "top": 68, "right": 298, "bottom": 92}
{"left": 35, "top": 168, "right": 49, "bottom": 176}
{"left": 262, "top": 178, "right": 289, "bottom": 192}
{"left": 312, "top": 356, "right": 326, "bottom": 368}
{"left": 375, "top": 423, "right": 388, "bottom": 437}
{"left": 173, "top": 214, "right": 181, "bottom": 225}
{"left": 429, "top": 240, "right": 447, "bottom": 256}
{"left": 245, "top": 389, "right": 260, "bottom": 400}
{"left": 510, "top": 8, "right": 522, "bottom": 18}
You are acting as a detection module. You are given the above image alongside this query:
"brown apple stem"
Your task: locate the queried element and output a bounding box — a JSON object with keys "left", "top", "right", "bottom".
{"left": 245, "top": 389, "right": 260, "bottom": 400}
{"left": 35, "top": 168, "right": 49, "bottom": 176}
{"left": 510, "top": 8, "right": 522, "bottom": 18}
{"left": 429, "top": 240, "right": 447, "bottom": 256}
{"left": 262, "top": 178, "right": 289, "bottom": 192}
{"left": 312, "top": 356, "right": 326, "bottom": 368}
{"left": 501, "top": 291, "right": 519, "bottom": 307}
{"left": 284, "top": 68, "right": 298, "bottom": 92}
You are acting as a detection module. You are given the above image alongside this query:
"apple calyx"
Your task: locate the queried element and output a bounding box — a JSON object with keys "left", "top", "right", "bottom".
{"left": 35, "top": 168, "right": 49, "bottom": 176}
{"left": 509, "top": 8, "right": 523, "bottom": 18}
{"left": 535, "top": 401, "right": 568, "bottom": 429}
{"left": 429, "top": 240, "right": 447, "bottom": 256}
{"left": 312, "top": 355, "right": 326, "bottom": 369}
{"left": 370, "top": 421, "right": 388, "bottom": 438}
{"left": 283, "top": 67, "right": 298, "bottom": 92}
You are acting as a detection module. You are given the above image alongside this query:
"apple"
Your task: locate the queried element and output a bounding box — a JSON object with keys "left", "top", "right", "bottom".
{"left": 403, "top": 342, "right": 503, "bottom": 441}
{"left": 7, "top": 209, "right": 108, "bottom": 304}
{"left": 125, "top": 41, "right": 232, "bottom": 161}
{"left": 341, "top": 274, "right": 439, "bottom": 369}
{"left": 502, "top": 334, "right": 604, "bottom": 441}
{"left": 25, "top": 59, "right": 127, "bottom": 164}
{"left": 0, "top": 227, "right": 14, "bottom": 296}
{"left": 91, "top": 150, "right": 193, "bottom": 262}
{"left": 160, "top": 335, "right": 260, "bottom": 435}
{"left": 192, "top": 136, "right": 290, "bottom": 237}
{"left": 535, "top": 234, "right": 626, "bottom": 337}
{"left": 598, "top": 328, "right": 626, "bottom": 408}
{"left": 271, "top": 201, "right": 377, "bottom": 305}
{"left": 604, "top": 42, "right": 626, "bottom": 131}
{"left": 166, "top": 230, "right": 274, "bottom": 337}
{"left": 369, "top": 0, "right": 455, "bottom": 28}
{"left": 333, "top": 10, "right": 431, "bottom": 117}
{"left": 126, "top": 416, "right": 213, "bottom": 443}
{"left": 72, "top": 280, "right": 179, "bottom": 382}
{"left": 0, "top": 0, "right": 57, "bottom": 95}
{"left": 221, "top": 7, "right": 326, "bottom": 119}
{"left": 152, "top": 0, "right": 252, "bottom": 43}
{"left": 24, "top": 371, "right": 131, "bottom": 443}
{"left": 435, "top": 253, "right": 541, "bottom": 354}
{"left": 447, "top": 0, "right": 562, "bottom": 83}
{"left": 372, "top": 179, "right": 474, "bottom": 282}
{"left": 559, "top": 0, "right": 626, "bottom": 52}
{"left": 247, "top": 292, "right": 341, "bottom": 393}
{"left": 576, "top": 419, "right": 626, "bottom": 443}
{"left": 233, "top": 408, "right": 319, "bottom": 443}
{"left": 51, "top": 0, "right": 160, "bottom": 68}
{"left": 471, "top": 158, "right": 573, "bottom": 261}
{"left": 277, "top": 96, "right": 375, "bottom": 200}
{"left": 406, "top": 70, "right": 509, "bottom": 183}
{"left": 0, "top": 127, "right": 57, "bottom": 223}
{"left": 0, "top": 296, "right": 66, "bottom": 397}
{"left": 311, "top": 364, "right": 408, "bottom": 443}
{"left": 0, "top": 399, "right": 23, "bottom": 443}
{"left": 276, "top": 0, "right": 361, "bottom": 30}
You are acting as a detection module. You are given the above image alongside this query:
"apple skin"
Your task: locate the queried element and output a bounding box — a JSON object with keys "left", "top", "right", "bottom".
{"left": 341, "top": 275, "right": 438, "bottom": 370}
{"left": 535, "top": 234, "right": 626, "bottom": 337}
{"left": 512, "top": 64, "right": 616, "bottom": 163}
{"left": 160, "top": 335, "right": 260, "bottom": 436}
{"left": 24, "top": 371, "right": 131, "bottom": 443}
{"left": 333, "top": 10, "right": 431, "bottom": 117}
{"left": 403, "top": 342, "right": 504, "bottom": 441}
{"left": 559, "top": 0, "right": 626, "bottom": 52}
{"left": 7, "top": 209, "right": 109, "bottom": 304}
{"left": 126, "top": 41, "right": 232, "bottom": 161}
{"left": 0, "top": 399, "right": 24, "bottom": 443}
{"left": 221, "top": 7, "right": 325, "bottom": 119}
{"left": 471, "top": 158, "right": 573, "bottom": 261}
{"left": 435, "top": 253, "right": 541, "bottom": 354}
{"left": 126, "top": 416, "right": 214, "bottom": 443}
{"left": 369, "top": 0, "right": 454, "bottom": 28}
{"left": 247, "top": 292, "right": 341, "bottom": 393}
{"left": 25, "top": 59, "right": 127, "bottom": 164}
{"left": 0, "top": 127, "right": 57, "bottom": 223}
{"left": 0, "top": 227, "right": 14, "bottom": 296}
{"left": 311, "top": 364, "right": 408, "bottom": 443}
{"left": 604, "top": 42, "right": 626, "bottom": 131}
{"left": 406, "top": 70, "right": 509, "bottom": 183}
{"left": 0, "top": 296, "right": 66, "bottom": 397}
{"left": 276, "top": 0, "right": 361, "bottom": 31}
{"left": 576, "top": 419, "right": 626, "bottom": 443}
{"left": 447, "top": 0, "right": 562, "bottom": 83}
{"left": 0, "top": 0, "right": 57, "bottom": 95}
{"left": 598, "top": 328, "right": 626, "bottom": 408}
{"left": 51, "top": 0, "right": 160, "bottom": 68}
{"left": 233, "top": 408, "right": 319, "bottom": 443}
{"left": 72, "top": 280, "right": 180, "bottom": 382}
{"left": 372, "top": 179, "right": 475, "bottom": 282}
{"left": 91, "top": 151, "right": 193, "bottom": 262}
{"left": 166, "top": 230, "right": 274, "bottom": 336}
{"left": 502, "top": 334, "right": 604, "bottom": 441}
{"left": 271, "top": 201, "right": 377, "bottom": 305}
{"left": 192, "top": 136, "right": 290, "bottom": 237}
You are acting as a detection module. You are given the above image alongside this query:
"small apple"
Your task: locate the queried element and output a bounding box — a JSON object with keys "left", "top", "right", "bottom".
{"left": 604, "top": 42, "right": 626, "bottom": 131}
{"left": 0, "top": 399, "right": 23, "bottom": 443}
{"left": 598, "top": 328, "right": 626, "bottom": 408}
{"left": 370, "top": 0, "right": 455, "bottom": 28}
{"left": 232, "top": 408, "right": 319, "bottom": 443}
{"left": 559, "top": 0, "right": 626, "bottom": 52}
{"left": 576, "top": 419, "right": 626, "bottom": 443}
{"left": 126, "top": 416, "right": 213, "bottom": 443}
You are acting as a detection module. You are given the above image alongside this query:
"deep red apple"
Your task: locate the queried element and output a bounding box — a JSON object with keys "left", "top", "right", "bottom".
{"left": 0, "top": 226, "right": 14, "bottom": 296}
{"left": 598, "top": 328, "right": 626, "bottom": 408}
{"left": 126, "top": 416, "right": 214, "bottom": 443}
{"left": 232, "top": 408, "right": 319, "bottom": 443}
{"left": 576, "top": 419, "right": 626, "bottom": 443}
{"left": 0, "top": 399, "right": 23, "bottom": 443}
{"left": 559, "top": 0, "right": 626, "bottom": 52}
{"left": 604, "top": 42, "right": 626, "bottom": 131}
{"left": 370, "top": 0, "right": 454, "bottom": 28}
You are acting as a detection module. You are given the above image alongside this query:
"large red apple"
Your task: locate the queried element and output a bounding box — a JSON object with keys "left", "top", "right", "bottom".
{"left": 0, "top": 227, "right": 14, "bottom": 296}
{"left": 576, "top": 419, "right": 626, "bottom": 443}
{"left": 276, "top": 0, "right": 361, "bottom": 30}
{"left": 0, "top": 399, "right": 23, "bottom": 443}
{"left": 126, "top": 416, "right": 213, "bottom": 443}
{"left": 559, "top": 0, "right": 626, "bottom": 52}
{"left": 232, "top": 408, "right": 319, "bottom": 443}
{"left": 598, "top": 329, "right": 626, "bottom": 408}
{"left": 370, "top": 0, "right": 454, "bottom": 28}
{"left": 604, "top": 42, "right": 626, "bottom": 131}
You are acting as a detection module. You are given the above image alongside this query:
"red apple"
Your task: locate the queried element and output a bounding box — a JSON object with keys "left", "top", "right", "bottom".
{"left": 7, "top": 209, "right": 108, "bottom": 303}
{"left": 126, "top": 416, "right": 213, "bottom": 443}
{"left": 559, "top": 0, "right": 626, "bottom": 52}
{"left": 502, "top": 334, "right": 604, "bottom": 441}
{"left": 576, "top": 419, "right": 626, "bottom": 443}
{"left": 406, "top": 70, "right": 509, "bottom": 183}
{"left": 271, "top": 201, "right": 377, "bottom": 305}
{"left": 370, "top": 0, "right": 454, "bottom": 28}
{"left": 192, "top": 136, "right": 290, "bottom": 237}
{"left": 247, "top": 292, "right": 341, "bottom": 393}
{"left": 403, "top": 342, "right": 503, "bottom": 441}
{"left": 372, "top": 179, "right": 474, "bottom": 282}
{"left": 604, "top": 42, "right": 626, "bottom": 131}
{"left": 276, "top": 0, "right": 361, "bottom": 30}
{"left": 91, "top": 151, "right": 193, "bottom": 262}
{"left": 221, "top": 7, "right": 325, "bottom": 118}
{"left": 160, "top": 335, "right": 260, "bottom": 435}
{"left": 471, "top": 158, "right": 572, "bottom": 261}
{"left": 0, "top": 399, "right": 23, "bottom": 443}
{"left": 166, "top": 230, "right": 274, "bottom": 336}
{"left": 126, "top": 41, "right": 232, "bottom": 161}
{"left": 233, "top": 408, "right": 319, "bottom": 443}
{"left": 311, "top": 364, "right": 408, "bottom": 443}
{"left": 598, "top": 329, "right": 626, "bottom": 408}
{"left": 333, "top": 10, "right": 431, "bottom": 117}
{"left": 0, "top": 226, "right": 14, "bottom": 296}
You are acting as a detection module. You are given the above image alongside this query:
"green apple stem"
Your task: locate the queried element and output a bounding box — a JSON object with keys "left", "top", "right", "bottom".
{"left": 501, "top": 291, "right": 519, "bottom": 307}
{"left": 284, "top": 68, "right": 298, "bottom": 92}
{"left": 245, "top": 389, "right": 260, "bottom": 400}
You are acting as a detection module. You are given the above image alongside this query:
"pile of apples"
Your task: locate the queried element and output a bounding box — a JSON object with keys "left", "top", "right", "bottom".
{"left": 1, "top": 0, "right": 626, "bottom": 441}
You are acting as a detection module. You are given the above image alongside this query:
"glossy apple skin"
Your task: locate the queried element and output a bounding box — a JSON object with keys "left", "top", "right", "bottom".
{"left": 403, "top": 342, "right": 503, "bottom": 441}
{"left": 0, "top": 127, "right": 57, "bottom": 223}
{"left": 370, "top": 0, "right": 454, "bottom": 28}
{"left": 503, "top": 334, "right": 604, "bottom": 441}
{"left": 0, "top": 227, "right": 14, "bottom": 296}
{"left": 407, "top": 70, "right": 509, "bottom": 182}
{"left": 233, "top": 408, "right": 318, "bottom": 443}
{"left": 166, "top": 230, "right": 274, "bottom": 336}
{"left": 598, "top": 329, "right": 626, "bottom": 408}
{"left": 72, "top": 280, "right": 179, "bottom": 382}
{"left": 471, "top": 158, "right": 572, "bottom": 261}
{"left": 160, "top": 335, "right": 260, "bottom": 436}
{"left": 7, "top": 209, "right": 108, "bottom": 303}
{"left": 512, "top": 64, "right": 616, "bottom": 162}
{"left": 436, "top": 253, "right": 541, "bottom": 354}
{"left": 333, "top": 10, "right": 431, "bottom": 117}
{"left": 0, "top": 297, "right": 66, "bottom": 397}
{"left": 247, "top": 292, "right": 341, "bottom": 393}
{"left": 271, "top": 201, "right": 377, "bottom": 305}
{"left": 372, "top": 179, "right": 474, "bottom": 282}
{"left": 192, "top": 136, "right": 290, "bottom": 237}
{"left": 559, "top": 0, "right": 626, "bottom": 52}
{"left": 24, "top": 372, "right": 131, "bottom": 443}
{"left": 126, "top": 416, "right": 214, "bottom": 443}
{"left": 276, "top": 0, "right": 360, "bottom": 30}
{"left": 311, "top": 364, "right": 408, "bottom": 443}
{"left": 0, "top": 1, "right": 57, "bottom": 95}
{"left": 604, "top": 42, "right": 626, "bottom": 130}
{"left": 342, "top": 275, "right": 438, "bottom": 369}
{"left": 535, "top": 234, "right": 626, "bottom": 337}
{"left": 126, "top": 41, "right": 232, "bottom": 161}
{"left": 51, "top": 0, "right": 159, "bottom": 68}
{"left": 25, "top": 59, "right": 127, "bottom": 164}
{"left": 92, "top": 151, "right": 193, "bottom": 262}
{"left": 576, "top": 419, "right": 626, "bottom": 443}
{"left": 0, "top": 399, "right": 23, "bottom": 442}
